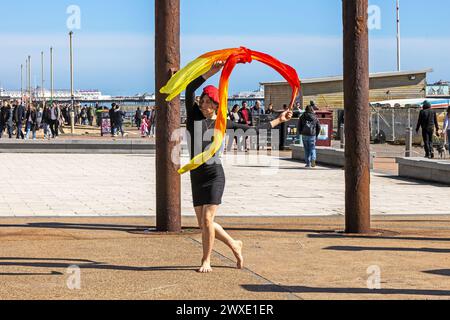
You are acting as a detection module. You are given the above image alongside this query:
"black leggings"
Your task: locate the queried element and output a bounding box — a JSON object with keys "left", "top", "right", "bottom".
{"left": 422, "top": 129, "right": 434, "bottom": 157}
{"left": 50, "top": 120, "right": 59, "bottom": 137}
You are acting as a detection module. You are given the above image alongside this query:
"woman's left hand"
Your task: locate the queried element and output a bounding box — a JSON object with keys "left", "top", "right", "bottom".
{"left": 279, "top": 110, "right": 293, "bottom": 122}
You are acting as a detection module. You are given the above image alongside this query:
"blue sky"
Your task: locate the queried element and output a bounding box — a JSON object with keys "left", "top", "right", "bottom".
{"left": 0, "top": 0, "right": 449, "bottom": 96}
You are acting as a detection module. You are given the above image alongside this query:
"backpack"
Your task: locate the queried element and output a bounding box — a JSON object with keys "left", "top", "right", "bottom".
{"left": 300, "top": 114, "right": 318, "bottom": 136}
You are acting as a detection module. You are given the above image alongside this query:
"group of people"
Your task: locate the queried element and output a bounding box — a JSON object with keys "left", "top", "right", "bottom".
{"left": 107, "top": 103, "right": 127, "bottom": 137}
{"left": 416, "top": 102, "right": 450, "bottom": 158}
{"left": 0, "top": 100, "right": 65, "bottom": 140}
{"left": 135, "top": 106, "right": 156, "bottom": 138}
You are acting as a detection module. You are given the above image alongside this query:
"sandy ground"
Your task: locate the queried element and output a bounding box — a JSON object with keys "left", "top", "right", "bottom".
{"left": 0, "top": 215, "right": 449, "bottom": 300}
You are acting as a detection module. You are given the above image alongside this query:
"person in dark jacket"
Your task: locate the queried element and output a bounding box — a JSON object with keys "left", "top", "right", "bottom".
{"left": 13, "top": 101, "right": 26, "bottom": 139}
{"left": 416, "top": 100, "right": 440, "bottom": 159}
{"left": 114, "top": 105, "right": 126, "bottom": 137}
{"left": 2, "top": 102, "right": 14, "bottom": 139}
{"left": 42, "top": 105, "right": 52, "bottom": 139}
{"left": 25, "top": 104, "right": 38, "bottom": 140}
{"left": 135, "top": 107, "right": 143, "bottom": 129}
{"left": 109, "top": 103, "right": 116, "bottom": 136}
{"left": 0, "top": 101, "right": 7, "bottom": 138}
{"left": 298, "top": 105, "right": 322, "bottom": 168}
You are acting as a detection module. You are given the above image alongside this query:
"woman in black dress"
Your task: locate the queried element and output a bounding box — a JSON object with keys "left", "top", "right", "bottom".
{"left": 186, "top": 61, "right": 293, "bottom": 273}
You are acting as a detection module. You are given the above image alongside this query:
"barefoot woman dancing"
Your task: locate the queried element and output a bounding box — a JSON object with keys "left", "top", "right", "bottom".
{"left": 186, "top": 61, "right": 293, "bottom": 273}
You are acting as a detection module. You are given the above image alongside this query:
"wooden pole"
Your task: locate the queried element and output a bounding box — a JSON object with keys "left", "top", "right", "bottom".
{"left": 343, "top": 0, "right": 371, "bottom": 234}
{"left": 155, "top": 0, "right": 181, "bottom": 232}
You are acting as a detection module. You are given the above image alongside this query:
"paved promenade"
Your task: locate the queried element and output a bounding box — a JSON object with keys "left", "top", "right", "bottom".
{"left": 0, "top": 153, "right": 448, "bottom": 217}
{"left": 0, "top": 154, "right": 449, "bottom": 217}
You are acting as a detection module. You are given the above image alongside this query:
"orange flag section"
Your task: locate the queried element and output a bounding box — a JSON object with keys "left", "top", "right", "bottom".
{"left": 160, "top": 47, "right": 301, "bottom": 174}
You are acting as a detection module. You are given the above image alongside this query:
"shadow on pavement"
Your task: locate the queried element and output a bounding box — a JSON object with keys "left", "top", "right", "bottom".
{"left": 308, "top": 233, "right": 450, "bottom": 242}
{"left": 0, "top": 222, "right": 333, "bottom": 235}
{"left": 0, "top": 257, "right": 234, "bottom": 272}
{"left": 423, "top": 269, "right": 450, "bottom": 277}
{"left": 324, "top": 246, "right": 450, "bottom": 254}
{"left": 376, "top": 175, "right": 450, "bottom": 187}
{"left": 241, "top": 284, "right": 450, "bottom": 297}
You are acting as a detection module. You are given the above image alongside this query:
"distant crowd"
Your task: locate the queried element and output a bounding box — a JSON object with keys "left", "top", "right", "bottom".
{"left": 0, "top": 99, "right": 68, "bottom": 140}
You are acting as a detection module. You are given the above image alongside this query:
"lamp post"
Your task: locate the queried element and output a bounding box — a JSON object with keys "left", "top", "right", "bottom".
{"left": 69, "top": 31, "right": 75, "bottom": 134}
{"left": 20, "top": 64, "right": 23, "bottom": 100}
{"left": 396, "top": 0, "right": 401, "bottom": 71}
{"left": 41, "top": 51, "right": 45, "bottom": 103}
{"left": 50, "top": 47, "right": 54, "bottom": 103}
{"left": 28, "top": 55, "right": 31, "bottom": 105}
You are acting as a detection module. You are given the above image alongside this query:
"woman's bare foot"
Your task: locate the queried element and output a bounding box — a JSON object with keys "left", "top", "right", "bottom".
{"left": 232, "top": 241, "right": 244, "bottom": 269}
{"left": 198, "top": 260, "right": 213, "bottom": 273}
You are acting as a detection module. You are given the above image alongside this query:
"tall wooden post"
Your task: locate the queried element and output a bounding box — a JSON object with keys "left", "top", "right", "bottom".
{"left": 343, "top": 0, "right": 371, "bottom": 234}
{"left": 155, "top": 0, "right": 181, "bottom": 232}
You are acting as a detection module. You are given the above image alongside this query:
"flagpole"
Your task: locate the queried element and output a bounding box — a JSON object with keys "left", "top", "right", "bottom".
{"left": 396, "top": 0, "right": 401, "bottom": 71}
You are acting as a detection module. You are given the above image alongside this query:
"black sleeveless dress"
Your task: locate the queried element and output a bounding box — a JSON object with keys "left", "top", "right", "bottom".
{"left": 185, "top": 76, "right": 271, "bottom": 207}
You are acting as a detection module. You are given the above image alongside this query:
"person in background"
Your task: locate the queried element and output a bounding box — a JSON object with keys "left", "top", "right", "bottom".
{"left": 13, "top": 100, "right": 26, "bottom": 140}
{"left": 140, "top": 115, "right": 149, "bottom": 137}
{"left": 298, "top": 105, "right": 321, "bottom": 168}
{"left": 265, "top": 103, "right": 275, "bottom": 115}
{"left": 251, "top": 100, "right": 265, "bottom": 118}
{"left": 109, "top": 103, "right": 116, "bottom": 137}
{"left": 149, "top": 107, "right": 157, "bottom": 137}
{"left": 238, "top": 101, "right": 252, "bottom": 151}
{"left": 443, "top": 106, "right": 450, "bottom": 153}
{"left": 308, "top": 100, "right": 319, "bottom": 111}
{"left": 114, "top": 105, "right": 126, "bottom": 137}
{"left": 230, "top": 104, "right": 241, "bottom": 123}
{"left": 58, "top": 104, "right": 66, "bottom": 135}
{"left": 0, "top": 101, "right": 7, "bottom": 138}
{"left": 42, "top": 104, "right": 52, "bottom": 140}
{"left": 135, "top": 107, "right": 143, "bottom": 129}
{"left": 36, "top": 104, "right": 43, "bottom": 131}
{"left": 227, "top": 104, "right": 241, "bottom": 151}
{"left": 416, "top": 100, "right": 439, "bottom": 159}
{"left": 49, "top": 103, "right": 61, "bottom": 139}
{"left": 144, "top": 106, "right": 151, "bottom": 120}
{"left": 25, "top": 103, "right": 38, "bottom": 140}
{"left": 4, "top": 102, "right": 14, "bottom": 139}
{"left": 88, "top": 105, "right": 95, "bottom": 126}
{"left": 238, "top": 101, "right": 252, "bottom": 126}
{"left": 293, "top": 102, "right": 303, "bottom": 118}
{"left": 80, "top": 106, "right": 88, "bottom": 125}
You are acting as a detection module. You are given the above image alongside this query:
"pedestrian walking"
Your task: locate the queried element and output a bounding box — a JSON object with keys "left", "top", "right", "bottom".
{"left": 135, "top": 107, "right": 143, "bottom": 129}
{"left": 443, "top": 106, "right": 450, "bottom": 153}
{"left": 416, "top": 100, "right": 440, "bottom": 159}
{"left": 298, "top": 105, "right": 321, "bottom": 168}
{"left": 109, "top": 103, "right": 116, "bottom": 137}
{"left": 25, "top": 104, "right": 38, "bottom": 140}
{"left": 13, "top": 100, "right": 26, "bottom": 139}
{"left": 114, "top": 105, "right": 126, "bottom": 137}
{"left": 49, "top": 103, "right": 60, "bottom": 138}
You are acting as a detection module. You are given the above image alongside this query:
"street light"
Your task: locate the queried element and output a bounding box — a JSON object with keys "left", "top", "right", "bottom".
{"left": 50, "top": 47, "right": 54, "bottom": 103}
{"left": 41, "top": 51, "right": 45, "bottom": 103}
{"left": 396, "top": 0, "right": 401, "bottom": 71}
{"left": 20, "top": 64, "right": 23, "bottom": 100}
{"left": 28, "top": 55, "right": 31, "bottom": 105}
{"left": 69, "top": 31, "right": 75, "bottom": 134}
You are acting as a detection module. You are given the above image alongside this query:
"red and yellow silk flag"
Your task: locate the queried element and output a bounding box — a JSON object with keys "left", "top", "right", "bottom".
{"left": 161, "top": 47, "right": 301, "bottom": 174}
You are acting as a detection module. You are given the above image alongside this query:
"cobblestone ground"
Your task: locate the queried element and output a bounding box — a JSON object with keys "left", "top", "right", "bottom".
{"left": 0, "top": 153, "right": 447, "bottom": 217}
